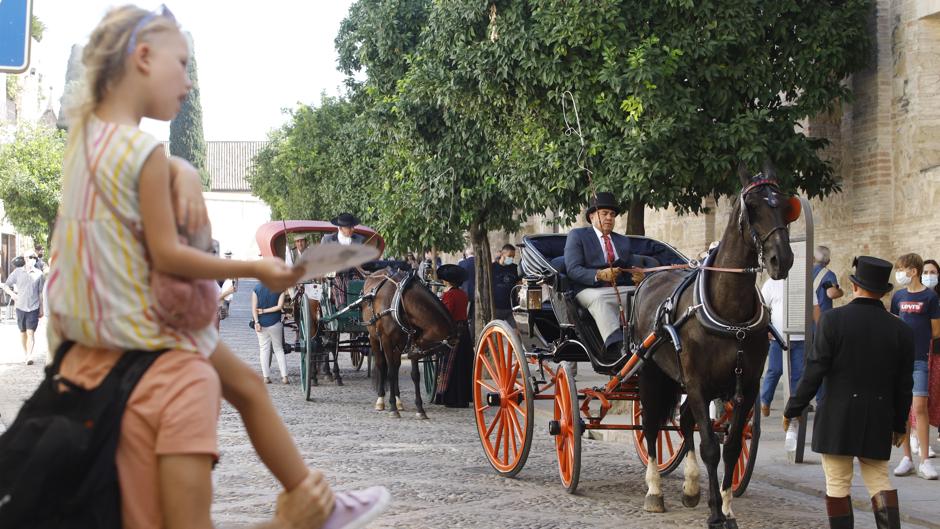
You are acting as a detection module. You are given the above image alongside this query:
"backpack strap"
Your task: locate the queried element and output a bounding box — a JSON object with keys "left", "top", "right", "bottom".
{"left": 45, "top": 340, "right": 76, "bottom": 380}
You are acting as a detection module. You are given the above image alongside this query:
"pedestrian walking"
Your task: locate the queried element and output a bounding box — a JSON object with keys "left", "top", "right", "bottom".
{"left": 39, "top": 5, "right": 388, "bottom": 527}
{"left": 784, "top": 256, "right": 913, "bottom": 529}
{"left": 889, "top": 253, "right": 939, "bottom": 479}
{"left": 924, "top": 259, "right": 940, "bottom": 441}
{"left": 252, "top": 283, "right": 289, "bottom": 384}
{"left": 813, "top": 245, "right": 845, "bottom": 321}
{"left": 1, "top": 254, "right": 44, "bottom": 365}
{"left": 433, "top": 265, "right": 472, "bottom": 408}
{"left": 759, "top": 277, "right": 804, "bottom": 417}
{"left": 492, "top": 244, "right": 519, "bottom": 326}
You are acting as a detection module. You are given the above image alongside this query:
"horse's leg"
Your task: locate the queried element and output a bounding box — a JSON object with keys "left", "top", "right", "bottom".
{"left": 372, "top": 334, "right": 387, "bottom": 411}
{"left": 718, "top": 392, "right": 757, "bottom": 529}
{"left": 688, "top": 392, "right": 726, "bottom": 529}
{"left": 332, "top": 336, "right": 344, "bottom": 386}
{"left": 680, "top": 406, "right": 702, "bottom": 508}
{"left": 387, "top": 348, "right": 401, "bottom": 418}
{"left": 639, "top": 366, "right": 670, "bottom": 513}
{"left": 411, "top": 357, "right": 427, "bottom": 419}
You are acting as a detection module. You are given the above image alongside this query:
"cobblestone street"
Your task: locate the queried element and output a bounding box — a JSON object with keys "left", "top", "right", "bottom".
{"left": 0, "top": 283, "right": 898, "bottom": 528}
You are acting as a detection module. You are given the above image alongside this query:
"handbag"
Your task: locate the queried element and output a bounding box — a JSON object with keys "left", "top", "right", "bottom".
{"left": 83, "top": 124, "right": 219, "bottom": 331}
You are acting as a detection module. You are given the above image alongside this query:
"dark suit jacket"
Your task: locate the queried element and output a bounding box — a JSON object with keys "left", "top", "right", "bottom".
{"left": 563, "top": 227, "right": 633, "bottom": 293}
{"left": 784, "top": 297, "right": 914, "bottom": 460}
{"left": 321, "top": 232, "right": 367, "bottom": 245}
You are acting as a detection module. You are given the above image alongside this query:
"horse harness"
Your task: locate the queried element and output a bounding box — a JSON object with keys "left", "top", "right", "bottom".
{"left": 360, "top": 270, "right": 456, "bottom": 359}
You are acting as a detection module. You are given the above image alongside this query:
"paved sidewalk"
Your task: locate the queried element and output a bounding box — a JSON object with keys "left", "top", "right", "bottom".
{"left": 567, "top": 370, "right": 940, "bottom": 529}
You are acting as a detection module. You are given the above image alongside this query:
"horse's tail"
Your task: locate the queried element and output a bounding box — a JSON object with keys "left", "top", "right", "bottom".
{"left": 640, "top": 361, "right": 683, "bottom": 429}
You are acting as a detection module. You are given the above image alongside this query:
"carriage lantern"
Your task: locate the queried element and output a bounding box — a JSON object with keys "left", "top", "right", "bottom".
{"left": 520, "top": 278, "right": 542, "bottom": 311}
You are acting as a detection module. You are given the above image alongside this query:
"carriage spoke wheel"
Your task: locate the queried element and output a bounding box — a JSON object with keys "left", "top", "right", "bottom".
{"left": 714, "top": 400, "right": 761, "bottom": 497}
{"left": 553, "top": 363, "right": 581, "bottom": 493}
{"left": 473, "top": 321, "right": 534, "bottom": 478}
{"left": 630, "top": 400, "right": 688, "bottom": 475}
{"left": 350, "top": 349, "right": 364, "bottom": 371}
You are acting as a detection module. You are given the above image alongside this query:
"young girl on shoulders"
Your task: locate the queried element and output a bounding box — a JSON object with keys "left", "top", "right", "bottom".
{"left": 47, "top": 5, "right": 388, "bottom": 528}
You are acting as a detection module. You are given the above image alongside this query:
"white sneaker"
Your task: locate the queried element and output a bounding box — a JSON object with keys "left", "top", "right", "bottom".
{"left": 894, "top": 456, "right": 914, "bottom": 476}
{"left": 917, "top": 460, "right": 938, "bottom": 480}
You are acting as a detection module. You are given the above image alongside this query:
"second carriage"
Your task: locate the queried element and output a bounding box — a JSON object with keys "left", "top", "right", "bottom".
{"left": 255, "top": 221, "right": 385, "bottom": 400}
{"left": 473, "top": 233, "right": 760, "bottom": 494}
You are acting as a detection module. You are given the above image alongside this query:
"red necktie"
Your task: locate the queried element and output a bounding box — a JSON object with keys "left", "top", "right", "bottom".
{"left": 603, "top": 235, "right": 616, "bottom": 264}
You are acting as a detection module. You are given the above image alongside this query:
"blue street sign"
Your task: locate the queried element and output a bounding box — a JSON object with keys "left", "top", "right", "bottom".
{"left": 0, "top": 0, "right": 33, "bottom": 73}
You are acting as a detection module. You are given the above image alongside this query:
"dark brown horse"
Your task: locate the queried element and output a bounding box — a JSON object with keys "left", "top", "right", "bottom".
{"left": 631, "top": 164, "right": 796, "bottom": 529}
{"left": 361, "top": 269, "right": 456, "bottom": 419}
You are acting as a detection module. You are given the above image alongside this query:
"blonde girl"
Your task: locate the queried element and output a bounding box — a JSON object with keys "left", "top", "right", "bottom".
{"left": 47, "top": 5, "right": 387, "bottom": 529}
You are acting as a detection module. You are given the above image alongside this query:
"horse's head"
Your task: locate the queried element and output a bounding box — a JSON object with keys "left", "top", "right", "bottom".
{"left": 736, "top": 161, "right": 798, "bottom": 280}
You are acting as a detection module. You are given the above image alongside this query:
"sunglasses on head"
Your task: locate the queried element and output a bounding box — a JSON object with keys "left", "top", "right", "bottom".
{"left": 126, "top": 4, "right": 176, "bottom": 56}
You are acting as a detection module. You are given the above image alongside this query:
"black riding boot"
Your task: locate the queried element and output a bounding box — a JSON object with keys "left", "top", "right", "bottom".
{"left": 871, "top": 490, "right": 900, "bottom": 529}
{"left": 825, "top": 495, "right": 853, "bottom": 529}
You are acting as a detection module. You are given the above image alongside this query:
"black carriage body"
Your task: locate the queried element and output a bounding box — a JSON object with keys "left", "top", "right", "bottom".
{"left": 513, "top": 233, "right": 689, "bottom": 372}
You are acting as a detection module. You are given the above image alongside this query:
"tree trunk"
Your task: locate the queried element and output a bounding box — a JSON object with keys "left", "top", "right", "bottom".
{"left": 626, "top": 200, "right": 645, "bottom": 236}
{"left": 470, "top": 220, "right": 494, "bottom": 339}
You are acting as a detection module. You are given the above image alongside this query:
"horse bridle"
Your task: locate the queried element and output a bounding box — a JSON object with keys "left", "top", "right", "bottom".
{"left": 737, "top": 174, "right": 791, "bottom": 271}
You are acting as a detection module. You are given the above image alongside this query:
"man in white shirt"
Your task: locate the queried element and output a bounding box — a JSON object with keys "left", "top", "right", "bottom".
{"left": 759, "top": 277, "right": 806, "bottom": 417}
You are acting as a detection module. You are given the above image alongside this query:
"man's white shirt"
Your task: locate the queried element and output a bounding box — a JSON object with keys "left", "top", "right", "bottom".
{"left": 592, "top": 226, "right": 618, "bottom": 261}
{"left": 761, "top": 278, "right": 804, "bottom": 341}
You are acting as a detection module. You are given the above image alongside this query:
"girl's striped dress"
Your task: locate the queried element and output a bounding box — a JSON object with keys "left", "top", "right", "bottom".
{"left": 47, "top": 115, "right": 219, "bottom": 356}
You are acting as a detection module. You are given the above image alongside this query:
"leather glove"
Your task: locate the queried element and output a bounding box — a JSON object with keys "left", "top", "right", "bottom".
{"left": 892, "top": 432, "right": 905, "bottom": 448}
{"left": 631, "top": 271, "right": 645, "bottom": 285}
{"left": 596, "top": 267, "right": 620, "bottom": 283}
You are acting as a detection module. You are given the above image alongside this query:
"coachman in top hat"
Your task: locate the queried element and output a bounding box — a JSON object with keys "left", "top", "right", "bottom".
{"left": 784, "top": 256, "right": 914, "bottom": 529}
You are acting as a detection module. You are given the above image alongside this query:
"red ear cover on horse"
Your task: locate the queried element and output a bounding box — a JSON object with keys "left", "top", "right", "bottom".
{"left": 783, "top": 196, "right": 801, "bottom": 223}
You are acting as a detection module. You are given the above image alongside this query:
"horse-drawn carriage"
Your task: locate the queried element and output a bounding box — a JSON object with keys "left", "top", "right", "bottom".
{"left": 473, "top": 173, "right": 801, "bottom": 529}
{"left": 255, "top": 220, "right": 385, "bottom": 401}
{"left": 474, "top": 233, "right": 762, "bottom": 489}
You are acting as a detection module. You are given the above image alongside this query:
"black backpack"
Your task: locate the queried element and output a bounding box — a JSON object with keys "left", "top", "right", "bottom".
{"left": 0, "top": 341, "right": 165, "bottom": 529}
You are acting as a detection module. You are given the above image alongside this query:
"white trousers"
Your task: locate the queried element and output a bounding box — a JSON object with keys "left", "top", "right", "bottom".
{"left": 575, "top": 286, "right": 633, "bottom": 342}
{"left": 257, "top": 322, "right": 287, "bottom": 378}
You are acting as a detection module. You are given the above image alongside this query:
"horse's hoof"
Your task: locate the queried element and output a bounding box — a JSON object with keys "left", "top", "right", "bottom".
{"left": 643, "top": 494, "right": 665, "bottom": 513}
{"left": 708, "top": 521, "right": 726, "bottom": 529}
{"left": 335, "top": 378, "right": 344, "bottom": 387}
{"left": 416, "top": 412, "right": 428, "bottom": 420}
{"left": 724, "top": 519, "right": 738, "bottom": 529}
{"left": 396, "top": 401, "right": 404, "bottom": 411}
{"left": 682, "top": 492, "right": 701, "bottom": 508}
{"left": 390, "top": 410, "right": 401, "bottom": 418}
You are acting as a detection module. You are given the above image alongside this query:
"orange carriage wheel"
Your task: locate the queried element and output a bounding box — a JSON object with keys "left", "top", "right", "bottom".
{"left": 551, "top": 363, "right": 581, "bottom": 493}
{"left": 629, "top": 400, "right": 689, "bottom": 475}
{"left": 714, "top": 400, "right": 761, "bottom": 497}
{"left": 473, "top": 321, "right": 534, "bottom": 478}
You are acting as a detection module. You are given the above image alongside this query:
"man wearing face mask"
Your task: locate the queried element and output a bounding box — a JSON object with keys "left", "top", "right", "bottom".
{"left": 890, "top": 253, "right": 940, "bottom": 480}
{"left": 492, "top": 244, "right": 520, "bottom": 326}
{"left": 1, "top": 254, "right": 45, "bottom": 365}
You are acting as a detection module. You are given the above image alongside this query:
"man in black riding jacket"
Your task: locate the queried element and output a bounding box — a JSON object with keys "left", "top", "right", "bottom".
{"left": 784, "top": 256, "right": 913, "bottom": 529}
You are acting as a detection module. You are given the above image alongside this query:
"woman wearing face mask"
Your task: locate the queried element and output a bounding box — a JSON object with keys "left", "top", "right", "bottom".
{"left": 924, "top": 259, "right": 940, "bottom": 448}
{"left": 890, "top": 253, "right": 940, "bottom": 480}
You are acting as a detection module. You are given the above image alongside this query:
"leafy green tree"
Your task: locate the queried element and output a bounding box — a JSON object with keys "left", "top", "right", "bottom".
{"left": 30, "top": 16, "right": 45, "bottom": 42}
{"left": 248, "top": 95, "right": 377, "bottom": 225}
{"left": 0, "top": 124, "right": 66, "bottom": 246}
{"left": 169, "top": 34, "right": 209, "bottom": 190}
{"left": 462, "top": 0, "right": 874, "bottom": 233}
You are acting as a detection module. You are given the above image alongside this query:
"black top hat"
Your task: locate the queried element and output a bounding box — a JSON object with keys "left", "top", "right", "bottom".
{"left": 849, "top": 255, "right": 893, "bottom": 294}
{"left": 436, "top": 264, "right": 468, "bottom": 287}
{"left": 330, "top": 213, "right": 360, "bottom": 228}
{"left": 585, "top": 192, "right": 621, "bottom": 223}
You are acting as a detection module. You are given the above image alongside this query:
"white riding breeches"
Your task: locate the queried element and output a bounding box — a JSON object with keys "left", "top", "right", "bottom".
{"left": 575, "top": 286, "right": 634, "bottom": 343}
